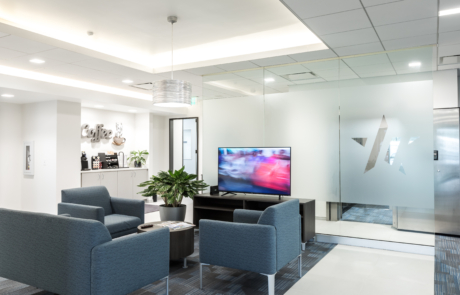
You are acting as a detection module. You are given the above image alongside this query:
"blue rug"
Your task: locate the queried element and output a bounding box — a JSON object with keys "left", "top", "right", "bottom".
{"left": 0, "top": 231, "right": 336, "bottom": 295}
{"left": 341, "top": 203, "right": 393, "bottom": 225}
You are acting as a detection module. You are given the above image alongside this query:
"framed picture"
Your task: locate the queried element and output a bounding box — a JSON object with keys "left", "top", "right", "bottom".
{"left": 24, "top": 141, "right": 34, "bottom": 175}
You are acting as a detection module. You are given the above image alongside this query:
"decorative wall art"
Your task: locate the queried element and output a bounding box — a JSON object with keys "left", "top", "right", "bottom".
{"left": 81, "top": 124, "right": 113, "bottom": 142}
{"left": 112, "top": 122, "right": 126, "bottom": 146}
{"left": 23, "top": 141, "right": 34, "bottom": 175}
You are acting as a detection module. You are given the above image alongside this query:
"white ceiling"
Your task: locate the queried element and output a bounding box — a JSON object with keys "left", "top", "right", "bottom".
{"left": 280, "top": 0, "right": 460, "bottom": 64}
{"left": 1, "top": 0, "right": 459, "bottom": 110}
{"left": 0, "top": 0, "right": 324, "bottom": 71}
{"left": 202, "top": 46, "right": 435, "bottom": 99}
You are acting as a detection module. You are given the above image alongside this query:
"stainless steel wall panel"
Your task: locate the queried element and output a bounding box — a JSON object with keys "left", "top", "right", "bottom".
{"left": 434, "top": 108, "right": 460, "bottom": 235}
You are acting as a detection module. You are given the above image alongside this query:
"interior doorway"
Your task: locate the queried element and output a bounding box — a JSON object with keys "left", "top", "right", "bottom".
{"left": 169, "top": 117, "right": 199, "bottom": 177}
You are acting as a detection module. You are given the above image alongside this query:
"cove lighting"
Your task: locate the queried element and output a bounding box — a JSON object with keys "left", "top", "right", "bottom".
{"left": 0, "top": 65, "right": 151, "bottom": 101}
{"left": 94, "top": 105, "right": 104, "bottom": 108}
{"left": 409, "top": 62, "right": 421, "bottom": 67}
{"left": 1, "top": 94, "right": 14, "bottom": 98}
{"left": 29, "top": 58, "right": 45, "bottom": 64}
{"left": 122, "top": 79, "right": 133, "bottom": 84}
{"left": 265, "top": 78, "right": 275, "bottom": 82}
{"left": 439, "top": 7, "right": 460, "bottom": 16}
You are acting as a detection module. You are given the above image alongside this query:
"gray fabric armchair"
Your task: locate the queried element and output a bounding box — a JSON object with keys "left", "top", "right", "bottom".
{"left": 199, "top": 199, "right": 302, "bottom": 295}
{"left": 58, "top": 186, "right": 144, "bottom": 238}
{"left": 0, "top": 208, "right": 170, "bottom": 295}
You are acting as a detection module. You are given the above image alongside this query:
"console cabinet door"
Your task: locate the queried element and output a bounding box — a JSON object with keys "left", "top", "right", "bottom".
{"left": 100, "top": 172, "right": 118, "bottom": 197}
{"left": 81, "top": 173, "right": 101, "bottom": 188}
{"left": 118, "top": 171, "right": 133, "bottom": 199}
{"left": 132, "top": 170, "right": 149, "bottom": 200}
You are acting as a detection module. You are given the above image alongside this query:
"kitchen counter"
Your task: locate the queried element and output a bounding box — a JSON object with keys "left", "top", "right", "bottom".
{"left": 81, "top": 167, "right": 148, "bottom": 174}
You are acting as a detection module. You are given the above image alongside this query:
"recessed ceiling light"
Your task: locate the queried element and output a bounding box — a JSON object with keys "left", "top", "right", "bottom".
{"left": 409, "top": 62, "right": 421, "bottom": 67}
{"left": 265, "top": 78, "right": 275, "bottom": 82}
{"left": 94, "top": 105, "right": 104, "bottom": 108}
{"left": 1, "top": 94, "right": 14, "bottom": 98}
{"left": 122, "top": 79, "right": 133, "bottom": 84}
{"left": 29, "top": 59, "right": 45, "bottom": 64}
{"left": 439, "top": 7, "right": 460, "bottom": 16}
{"left": 129, "top": 109, "right": 137, "bottom": 112}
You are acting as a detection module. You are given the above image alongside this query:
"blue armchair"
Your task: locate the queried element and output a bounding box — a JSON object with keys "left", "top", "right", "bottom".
{"left": 58, "top": 186, "right": 144, "bottom": 238}
{"left": 0, "top": 208, "right": 170, "bottom": 295}
{"left": 199, "top": 199, "right": 302, "bottom": 295}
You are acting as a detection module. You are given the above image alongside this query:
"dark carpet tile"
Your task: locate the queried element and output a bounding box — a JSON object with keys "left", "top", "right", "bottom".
{"left": 0, "top": 231, "right": 335, "bottom": 295}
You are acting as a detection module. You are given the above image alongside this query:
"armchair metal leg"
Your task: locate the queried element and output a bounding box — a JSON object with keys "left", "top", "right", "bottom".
{"left": 261, "top": 273, "right": 276, "bottom": 295}
{"left": 164, "top": 276, "right": 169, "bottom": 295}
{"left": 200, "top": 263, "right": 209, "bottom": 290}
{"left": 298, "top": 254, "right": 302, "bottom": 277}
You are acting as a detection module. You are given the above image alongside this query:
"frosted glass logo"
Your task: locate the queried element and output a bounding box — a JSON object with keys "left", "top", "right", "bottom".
{"left": 352, "top": 115, "right": 418, "bottom": 175}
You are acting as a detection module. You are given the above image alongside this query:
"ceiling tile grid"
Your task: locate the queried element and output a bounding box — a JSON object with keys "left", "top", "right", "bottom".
{"left": 281, "top": 0, "right": 443, "bottom": 58}
{"left": 302, "top": 9, "right": 372, "bottom": 35}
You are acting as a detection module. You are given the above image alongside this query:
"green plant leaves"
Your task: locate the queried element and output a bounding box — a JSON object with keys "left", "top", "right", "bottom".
{"left": 137, "top": 166, "right": 209, "bottom": 207}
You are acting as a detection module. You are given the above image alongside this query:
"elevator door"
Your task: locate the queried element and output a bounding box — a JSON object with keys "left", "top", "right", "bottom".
{"left": 434, "top": 108, "right": 460, "bottom": 235}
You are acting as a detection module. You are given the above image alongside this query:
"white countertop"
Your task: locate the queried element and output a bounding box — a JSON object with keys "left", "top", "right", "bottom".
{"left": 81, "top": 167, "right": 148, "bottom": 174}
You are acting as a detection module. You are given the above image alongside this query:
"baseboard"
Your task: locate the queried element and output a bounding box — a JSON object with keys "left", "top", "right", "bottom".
{"left": 316, "top": 234, "right": 435, "bottom": 256}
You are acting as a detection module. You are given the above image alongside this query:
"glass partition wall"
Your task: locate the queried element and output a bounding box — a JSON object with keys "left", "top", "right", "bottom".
{"left": 202, "top": 46, "right": 435, "bottom": 245}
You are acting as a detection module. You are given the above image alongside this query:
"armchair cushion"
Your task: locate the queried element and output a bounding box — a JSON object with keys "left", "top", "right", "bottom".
{"left": 258, "top": 199, "right": 301, "bottom": 271}
{"left": 110, "top": 197, "right": 145, "bottom": 224}
{"left": 91, "top": 227, "right": 169, "bottom": 295}
{"left": 58, "top": 203, "right": 104, "bottom": 223}
{"left": 62, "top": 186, "right": 113, "bottom": 216}
{"left": 233, "top": 209, "right": 263, "bottom": 224}
{"left": 104, "top": 214, "right": 142, "bottom": 235}
{"left": 199, "top": 219, "right": 276, "bottom": 274}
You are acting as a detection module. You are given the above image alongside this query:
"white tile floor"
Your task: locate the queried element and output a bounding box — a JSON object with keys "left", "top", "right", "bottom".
{"left": 287, "top": 245, "right": 434, "bottom": 295}
{"left": 317, "top": 219, "right": 435, "bottom": 246}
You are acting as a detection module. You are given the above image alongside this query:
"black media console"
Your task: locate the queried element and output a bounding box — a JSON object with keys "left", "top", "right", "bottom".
{"left": 193, "top": 193, "right": 315, "bottom": 244}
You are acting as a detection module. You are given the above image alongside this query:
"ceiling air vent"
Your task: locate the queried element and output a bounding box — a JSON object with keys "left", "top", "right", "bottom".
{"left": 440, "top": 55, "right": 460, "bottom": 65}
{"left": 281, "top": 72, "right": 317, "bottom": 81}
{"left": 130, "top": 82, "right": 153, "bottom": 91}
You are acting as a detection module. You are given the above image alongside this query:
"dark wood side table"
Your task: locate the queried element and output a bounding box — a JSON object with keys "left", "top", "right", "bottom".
{"left": 137, "top": 221, "right": 195, "bottom": 268}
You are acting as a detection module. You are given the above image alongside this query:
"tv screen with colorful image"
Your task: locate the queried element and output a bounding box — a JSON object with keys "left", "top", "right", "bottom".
{"left": 218, "top": 147, "right": 291, "bottom": 195}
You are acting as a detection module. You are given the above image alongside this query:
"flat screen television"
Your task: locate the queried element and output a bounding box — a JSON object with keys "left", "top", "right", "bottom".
{"left": 218, "top": 147, "right": 291, "bottom": 195}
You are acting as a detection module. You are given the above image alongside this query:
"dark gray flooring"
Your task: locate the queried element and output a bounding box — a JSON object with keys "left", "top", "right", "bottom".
{"left": 435, "top": 234, "right": 460, "bottom": 295}
{"left": 341, "top": 203, "right": 393, "bottom": 225}
{"left": 0, "top": 231, "right": 336, "bottom": 295}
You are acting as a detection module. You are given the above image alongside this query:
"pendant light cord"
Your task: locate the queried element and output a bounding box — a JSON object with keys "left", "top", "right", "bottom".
{"left": 171, "top": 21, "right": 174, "bottom": 80}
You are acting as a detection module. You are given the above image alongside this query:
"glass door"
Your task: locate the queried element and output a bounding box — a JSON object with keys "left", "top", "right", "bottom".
{"left": 169, "top": 117, "right": 199, "bottom": 176}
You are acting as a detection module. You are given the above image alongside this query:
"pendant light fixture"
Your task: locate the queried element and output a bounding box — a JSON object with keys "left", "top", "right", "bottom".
{"left": 152, "top": 16, "right": 192, "bottom": 107}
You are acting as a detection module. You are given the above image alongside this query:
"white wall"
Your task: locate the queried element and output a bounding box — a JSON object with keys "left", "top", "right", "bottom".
{"left": 149, "top": 114, "right": 168, "bottom": 176}
{"left": 56, "top": 101, "right": 81, "bottom": 203}
{"left": 203, "top": 96, "right": 265, "bottom": 187}
{"left": 81, "top": 108, "right": 138, "bottom": 168}
{"left": 433, "top": 69, "right": 459, "bottom": 108}
{"left": 134, "top": 113, "right": 150, "bottom": 161}
{"left": 0, "top": 102, "right": 22, "bottom": 210}
{"left": 22, "top": 101, "right": 58, "bottom": 214}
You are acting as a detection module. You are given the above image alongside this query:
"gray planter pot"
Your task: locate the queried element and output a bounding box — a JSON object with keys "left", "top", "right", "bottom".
{"left": 159, "top": 204, "right": 186, "bottom": 221}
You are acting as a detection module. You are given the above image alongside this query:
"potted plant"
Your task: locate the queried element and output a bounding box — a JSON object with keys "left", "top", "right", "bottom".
{"left": 138, "top": 166, "right": 209, "bottom": 221}
{"left": 127, "top": 150, "right": 149, "bottom": 167}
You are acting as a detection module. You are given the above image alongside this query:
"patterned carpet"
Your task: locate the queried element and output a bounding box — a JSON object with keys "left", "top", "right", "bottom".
{"left": 341, "top": 203, "right": 393, "bottom": 225}
{"left": 0, "top": 231, "right": 336, "bottom": 295}
{"left": 435, "top": 234, "right": 460, "bottom": 295}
